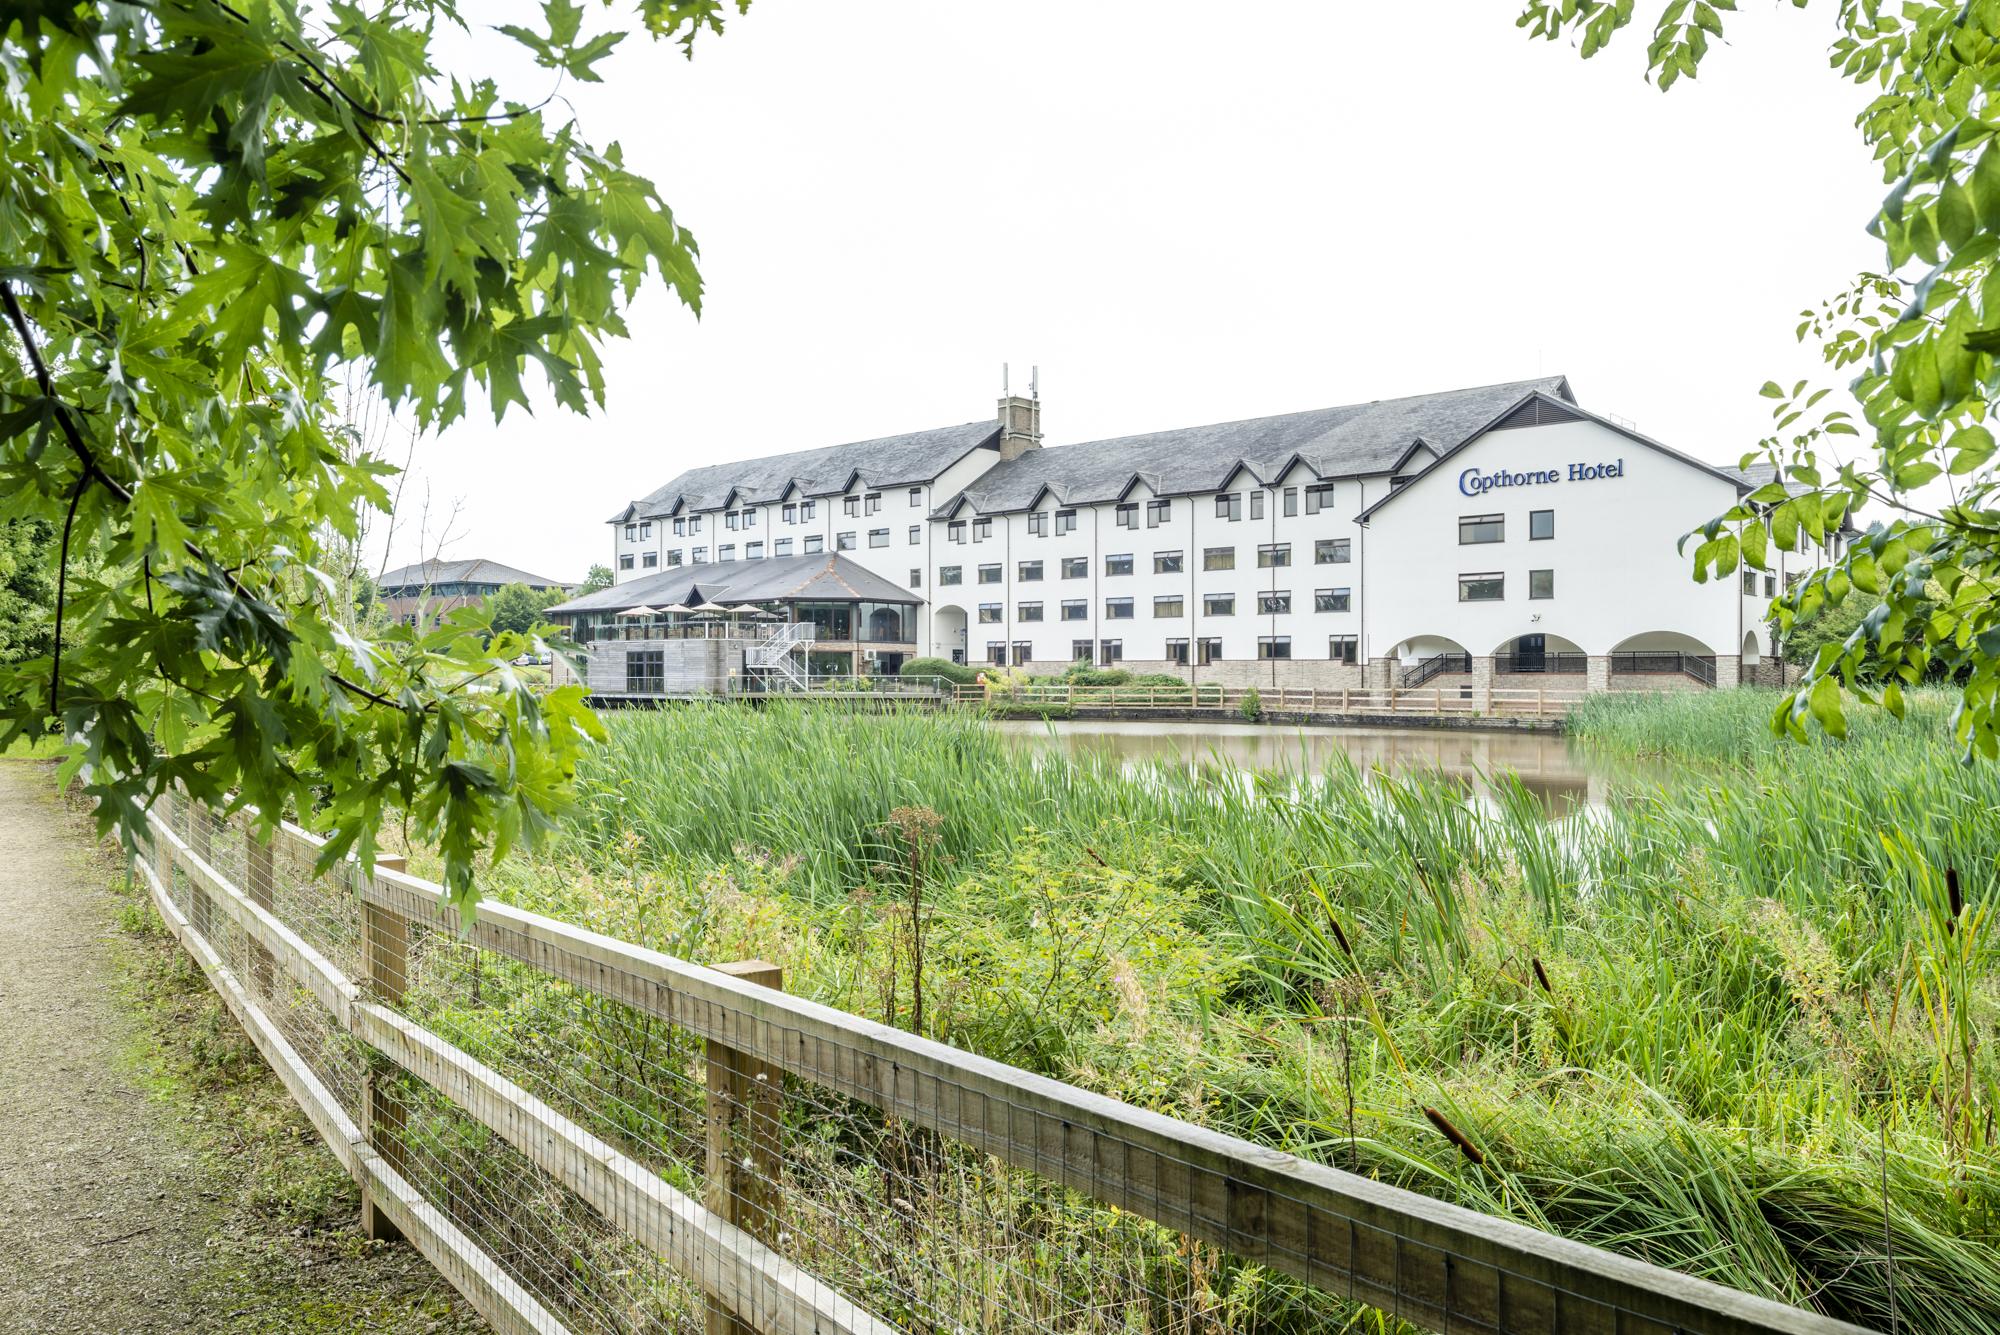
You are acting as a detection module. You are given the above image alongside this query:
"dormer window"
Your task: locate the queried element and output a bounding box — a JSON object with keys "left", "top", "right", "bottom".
{"left": 1305, "top": 482, "right": 1334, "bottom": 515}
{"left": 1055, "top": 509, "right": 1077, "bottom": 535}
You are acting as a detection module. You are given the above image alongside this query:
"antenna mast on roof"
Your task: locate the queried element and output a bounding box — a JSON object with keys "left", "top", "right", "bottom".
{"left": 1031, "top": 365, "right": 1039, "bottom": 401}
{"left": 1002, "top": 362, "right": 1009, "bottom": 398}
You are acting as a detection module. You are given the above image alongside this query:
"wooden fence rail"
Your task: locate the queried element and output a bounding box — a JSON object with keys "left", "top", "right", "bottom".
{"left": 944, "top": 682, "right": 1586, "bottom": 718}
{"left": 130, "top": 792, "right": 1869, "bottom": 1335}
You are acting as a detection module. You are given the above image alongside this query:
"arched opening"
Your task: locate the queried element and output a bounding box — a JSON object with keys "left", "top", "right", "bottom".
{"left": 1391, "top": 636, "right": 1471, "bottom": 687}
{"left": 1609, "top": 631, "right": 1717, "bottom": 687}
{"left": 1741, "top": 629, "right": 1763, "bottom": 665}
{"left": 1492, "top": 632, "right": 1587, "bottom": 677}
{"left": 931, "top": 604, "right": 968, "bottom": 665}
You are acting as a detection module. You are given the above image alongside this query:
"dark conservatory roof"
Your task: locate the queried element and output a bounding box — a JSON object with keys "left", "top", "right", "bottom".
{"left": 548, "top": 554, "right": 921, "bottom": 616}
{"left": 377, "top": 558, "right": 570, "bottom": 593}
{"left": 611, "top": 419, "right": 1003, "bottom": 523}
{"left": 936, "top": 377, "right": 1574, "bottom": 515}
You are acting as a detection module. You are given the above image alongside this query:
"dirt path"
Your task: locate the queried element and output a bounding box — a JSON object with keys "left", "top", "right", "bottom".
{"left": 0, "top": 762, "right": 216, "bottom": 1333}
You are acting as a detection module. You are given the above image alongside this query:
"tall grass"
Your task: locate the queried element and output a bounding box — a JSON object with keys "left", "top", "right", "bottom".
{"left": 469, "top": 696, "right": 2000, "bottom": 1331}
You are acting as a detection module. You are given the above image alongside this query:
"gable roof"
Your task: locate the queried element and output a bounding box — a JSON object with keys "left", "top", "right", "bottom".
{"left": 547, "top": 553, "right": 920, "bottom": 615}
{"left": 377, "top": 558, "right": 569, "bottom": 592}
{"left": 934, "top": 377, "right": 1571, "bottom": 515}
{"left": 609, "top": 419, "right": 1003, "bottom": 523}
{"left": 1352, "top": 391, "right": 1751, "bottom": 524}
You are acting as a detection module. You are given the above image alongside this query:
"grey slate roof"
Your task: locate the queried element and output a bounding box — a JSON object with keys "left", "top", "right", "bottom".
{"left": 547, "top": 554, "right": 919, "bottom": 615}
{"left": 939, "top": 377, "right": 1574, "bottom": 515}
{"left": 614, "top": 419, "right": 1003, "bottom": 523}
{"left": 377, "top": 558, "right": 569, "bottom": 593}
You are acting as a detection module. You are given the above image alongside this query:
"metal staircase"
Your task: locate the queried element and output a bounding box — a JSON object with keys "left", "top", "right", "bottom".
{"left": 746, "top": 622, "right": 812, "bottom": 692}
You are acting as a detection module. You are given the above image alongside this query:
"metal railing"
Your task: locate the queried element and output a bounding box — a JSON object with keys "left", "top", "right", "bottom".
{"left": 132, "top": 788, "right": 1864, "bottom": 1335}
{"left": 1609, "top": 651, "right": 1717, "bottom": 686}
{"left": 1495, "top": 652, "right": 1588, "bottom": 675}
{"left": 956, "top": 682, "right": 1584, "bottom": 718}
{"left": 1399, "top": 653, "right": 1471, "bottom": 687}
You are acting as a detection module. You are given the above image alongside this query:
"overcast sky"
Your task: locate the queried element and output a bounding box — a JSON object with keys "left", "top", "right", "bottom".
{"left": 374, "top": 1, "right": 1886, "bottom": 582}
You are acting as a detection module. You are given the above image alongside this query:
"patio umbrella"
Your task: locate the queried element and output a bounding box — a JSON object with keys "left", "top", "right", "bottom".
{"left": 657, "top": 603, "right": 695, "bottom": 616}
{"left": 615, "top": 605, "right": 658, "bottom": 617}
{"left": 746, "top": 606, "right": 783, "bottom": 620}
{"left": 724, "top": 604, "right": 766, "bottom": 617}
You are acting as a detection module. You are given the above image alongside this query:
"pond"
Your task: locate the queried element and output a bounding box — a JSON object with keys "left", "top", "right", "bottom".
{"left": 989, "top": 718, "right": 1622, "bottom": 813}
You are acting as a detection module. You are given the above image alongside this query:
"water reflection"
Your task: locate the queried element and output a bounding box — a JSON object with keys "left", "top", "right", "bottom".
{"left": 989, "top": 719, "right": 1613, "bottom": 814}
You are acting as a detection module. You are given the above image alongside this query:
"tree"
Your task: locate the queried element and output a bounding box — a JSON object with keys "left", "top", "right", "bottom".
{"left": 0, "top": 2, "right": 751, "bottom": 912}
{"left": 579, "top": 564, "right": 616, "bottom": 594}
{"left": 0, "top": 520, "right": 63, "bottom": 667}
{"left": 1520, "top": 2, "right": 2000, "bottom": 758}
{"left": 486, "top": 582, "right": 566, "bottom": 641}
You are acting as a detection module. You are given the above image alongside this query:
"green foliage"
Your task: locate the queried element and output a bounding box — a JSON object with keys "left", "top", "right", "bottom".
{"left": 1518, "top": 2, "right": 2000, "bottom": 758}
{"left": 0, "top": 3, "right": 757, "bottom": 910}
{"left": 1061, "top": 664, "right": 1133, "bottom": 686}
{"left": 579, "top": 564, "right": 616, "bottom": 595}
{"left": 483, "top": 582, "right": 565, "bottom": 641}
{"left": 898, "top": 655, "right": 980, "bottom": 686}
{"left": 1237, "top": 686, "right": 1262, "bottom": 721}
{"left": 0, "top": 519, "right": 62, "bottom": 666}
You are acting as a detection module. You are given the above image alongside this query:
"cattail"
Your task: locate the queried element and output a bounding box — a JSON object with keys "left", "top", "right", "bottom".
{"left": 1531, "top": 956, "right": 1555, "bottom": 997}
{"left": 1423, "top": 1106, "right": 1486, "bottom": 1166}
{"left": 1947, "top": 867, "right": 1963, "bottom": 932}
{"left": 1328, "top": 915, "right": 1354, "bottom": 960}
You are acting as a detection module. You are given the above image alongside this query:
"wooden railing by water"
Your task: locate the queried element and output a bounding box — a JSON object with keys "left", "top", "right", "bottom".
{"left": 130, "top": 789, "right": 1867, "bottom": 1335}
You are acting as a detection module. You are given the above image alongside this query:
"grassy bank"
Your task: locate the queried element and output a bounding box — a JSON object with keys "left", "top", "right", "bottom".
{"left": 448, "top": 696, "right": 1997, "bottom": 1331}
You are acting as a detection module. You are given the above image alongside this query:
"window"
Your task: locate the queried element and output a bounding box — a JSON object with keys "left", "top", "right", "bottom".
{"left": 719, "top": 543, "right": 736, "bottom": 561}
{"left": 625, "top": 523, "right": 636, "bottom": 541}
{"left": 1154, "top": 550, "right": 1184, "bottom": 574}
{"left": 1061, "top": 599, "right": 1088, "bottom": 621}
{"left": 1283, "top": 487, "right": 1298, "bottom": 517}
{"left": 744, "top": 508, "right": 758, "bottom": 528}
{"left": 1329, "top": 634, "right": 1358, "bottom": 664}
{"left": 1459, "top": 572, "right": 1504, "bottom": 602}
{"left": 909, "top": 568, "right": 922, "bottom": 588}
{"left": 618, "top": 553, "right": 634, "bottom": 570}
{"left": 1250, "top": 491, "right": 1266, "bottom": 520}
{"left": 869, "top": 528, "right": 889, "bottom": 548}
{"left": 1530, "top": 569, "right": 1554, "bottom": 600}
{"left": 978, "top": 563, "right": 1002, "bottom": 584}
{"left": 625, "top": 649, "right": 663, "bottom": 694}
{"left": 692, "top": 546, "right": 709, "bottom": 563}
{"left": 1764, "top": 574, "right": 1776, "bottom": 597}
{"left": 948, "top": 521, "right": 966, "bottom": 543}
{"left": 801, "top": 500, "right": 816, "bottom": 521}
{"left": 1258, "top": 591, "right": 1291, "bottom": 615}
{"left": 1203, "top": 547, "right": 1235, "bottom": 572}
{"left": 1204, "top": 593, "right": 1235, "bottom": 616}
{"left": 1154, "top": 595, "right": 1184, "bottom": 618}
{"left": 837, "top": 531, "right": 856, "bottom": 551}
{"left": 972, "top": 517, "right": 993, "bottom": 542}
{"left": 1314, "top": 587, "right": 1352, "bottom": 613}
{"left": 1105, "top": 553, "right": 1134, "bottom": 577}
{"left": 1257, "top": 636, "right": 1292, "bottom": 660}
{"left": 1105, "top": 597, "right": 1134, "bottom": 619}
{"left": 978, "top": 603, "right": 1002, "bottom": 624}
{"left": 673, "top": 517, "right": 687, "bottom": 536}
{"left": 1216, "top": 492, "right": 1242, "bottom": 521}
{"left": 1017, "top": 601, "right": 1044, "bottom": 622}
{"left": 726, "top": 511, "right": 740, "bottom": 530}
{"left": 1012, "top": 641, "right": 1032, "bottom": 666}
{"left": 1146, "top": 498, "right": 1171, "bottom": 527}
{"left": 667, "top": 550, "right": 684, "bottom": 567}
{"left": 804, "top": 535, "right": 824, "bottom": 555}
{"left": 688, "top": 515, "right": 703, "bottom": 533}
{"left": 1056, "top": 509, "right": 1077, "bottom": 535}
{"left": 909, "top": 487, "right": 923, "bottom": 507}
{"left": 1072, "top": 639, "right": 1094, "bottom": 662}
{"left": 782, "top": 504, "right": 797, "bottom": 524}
{"left": 639, "top": 521, "right": 652, "bottom": 539}
{"left": 1165, "top": 638, "right": 1190, "bottom": 665}
{"left": 843, "top": 495, "right": 859, "bottom": 517}
{"left": 1530, "top": 509, "right": 1554, "bottom": 540}
{"left": 1390, "top": 475, "right": 1413, "bottom": 490}
{"left": 774, "top": 538, "right": 794, "bottom": 557}
{"left": 1099, "top": 639, "right": 1123, "bottom": 665}
{"left": 1257, "top": 543, "right": 1291, "bottom": 568}
{"left": 1028, "top": 512, "right": 1046, "bottom": 537}
{"left": 1460, "top": 514, "right": 1505, "bottom": 544}
{"left": 987, "top": 641, "right": 1008, "bottom": 666}
{"left": 1061, "top": 556, "right": 1088, "bottom": 579}
{"left": 939, "top": 565, "right": 962, "bottom": 585}
{"left": 1115, "top": 503, "right": 1138, "bottom": 528}
{"left": 1305, "top": 482, "right": 1334, "bottom": 515}
{"left": 642, "top": 551, "right": 658, "bottom": 568}
{"left": 745, "top": 541, "right": 764, "bottom": 559}
{"left": 1018, "top": 560, "right": 1044, "bottom": 581}
{"left": 865, "top": 492, "right": 881, "bottom": 515}
{"left": 909, "top": 525, "right": 921, "bottom": 544}
{"left": 1741, "top": 570, "right": 1757, "bottom": 596}
{"left": 1197, "top": 637, "right": 1223, "bottom": 665}
{"left": 1315, "top": 538, "right": 1352, "bottom": 564}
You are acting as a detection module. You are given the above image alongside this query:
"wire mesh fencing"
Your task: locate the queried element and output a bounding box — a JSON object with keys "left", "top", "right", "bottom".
{"left": 127, "top": 788, "right": 1868, "bottom": 1335}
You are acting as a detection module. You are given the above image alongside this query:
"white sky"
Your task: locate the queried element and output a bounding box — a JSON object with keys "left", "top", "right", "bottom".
{"left": 374, "top": 1, "right": 1887, "bottom": 583}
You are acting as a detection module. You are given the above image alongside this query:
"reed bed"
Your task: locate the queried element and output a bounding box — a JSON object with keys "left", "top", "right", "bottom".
{"left": 453, "top": 695, "right": 1999, "bottom": 1332}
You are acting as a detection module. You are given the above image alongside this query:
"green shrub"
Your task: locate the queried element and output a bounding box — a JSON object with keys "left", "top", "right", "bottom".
{"left": 1064, "top": 667, "right": 1133, "bottom": 687}
{"left": 899, "top": 656, "right": 980, "bottom": 687}
{"left": 1237, "top": 686, "right": 1262, "bottom": 721}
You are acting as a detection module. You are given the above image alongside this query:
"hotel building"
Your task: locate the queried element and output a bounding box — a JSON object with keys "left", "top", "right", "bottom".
{"left": 574, "top": 377, "right": 1838, "bottom": 692}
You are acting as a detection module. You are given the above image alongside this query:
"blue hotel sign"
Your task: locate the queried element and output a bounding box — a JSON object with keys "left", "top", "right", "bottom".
{"left": 1458, "top": 458, "right": 1625, "bottom": 497}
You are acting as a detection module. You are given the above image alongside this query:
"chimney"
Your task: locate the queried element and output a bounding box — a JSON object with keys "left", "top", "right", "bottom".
{"left": 997, "top": 362, "right": 1042, "bottom": 462}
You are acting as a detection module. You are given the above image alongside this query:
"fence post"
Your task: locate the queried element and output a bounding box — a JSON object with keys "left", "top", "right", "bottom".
{"left": 360, "top": 854, "right": 410, "bottom": 1244}
{"left": 706, "top": 960, "right": 785, "bottom": 1335}
{"left": 247, "top": 824, "right": 276, "bottom": 995}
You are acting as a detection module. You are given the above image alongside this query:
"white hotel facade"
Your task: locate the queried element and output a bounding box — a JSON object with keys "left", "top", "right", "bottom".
{"left": 600, "top": 377, "right": 1834, "bottom": 692}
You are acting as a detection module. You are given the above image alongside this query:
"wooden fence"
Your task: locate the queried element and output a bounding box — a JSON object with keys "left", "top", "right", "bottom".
{"left": 948, "top": 682, "right": 1585, "bottom": 718}
{"left": 130, "top": 789, "right": 1869, "bottom": 1335}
